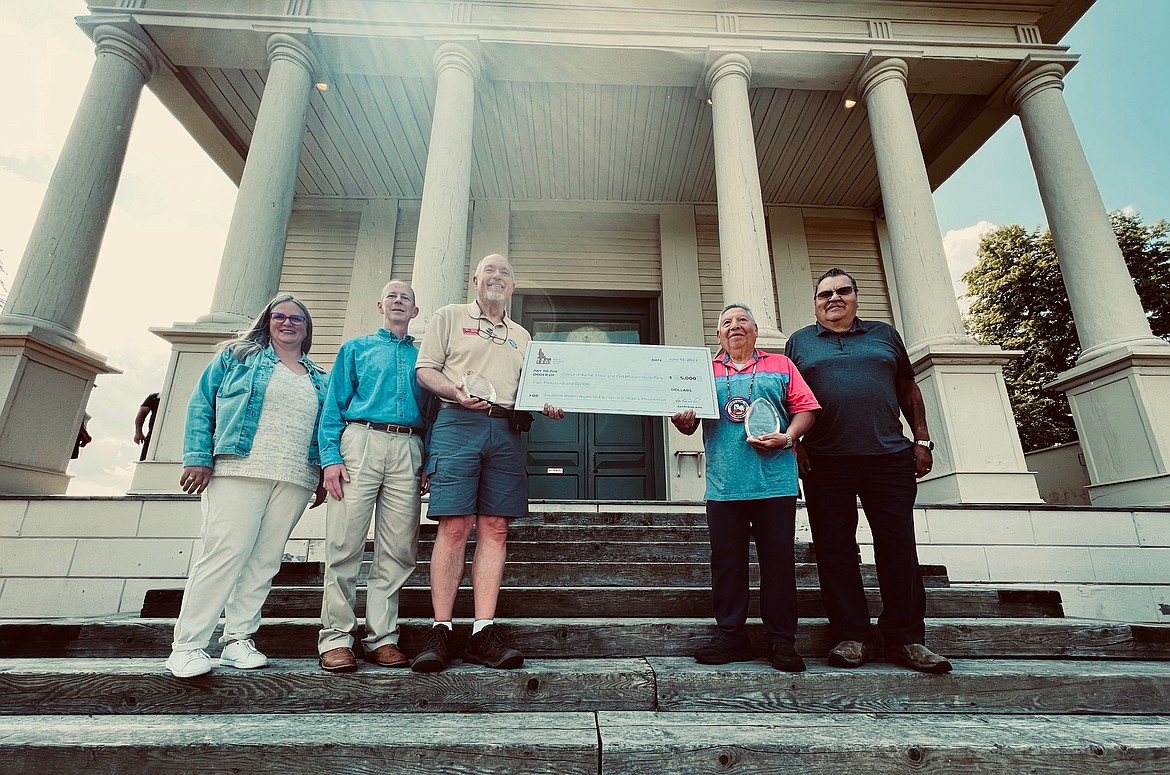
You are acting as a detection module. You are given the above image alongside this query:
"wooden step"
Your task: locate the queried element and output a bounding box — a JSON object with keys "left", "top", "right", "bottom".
{"left": 597, "top": 712, "right": 1170, "bottom": 774}
{"left": 1, "top": 657, "right": 1166, "bottom": 717}
{"left": 1, "top": 711, "right": 1166, "bottom": 774}
{"left": 648, "top": 657, "right": 1170, "bottom": 715}
{"left": 269, "top": 561, "right": 951, "bottom": 588}
{"left": 141, "top": 586, "right": 1062, "bottom": 619}
{"left": 412, "top": 524, "right": 715, "bottom": 544}
{"left": 0, "top": 657, "right": 654, "bottom": 715}
{"left": 400, "top": 540, "right": 816, "bottom": 563}
{"left": 0, "top": 712, "right": 600, "bottom": 774}
{"left": 4, "top": 618, "right": 1167, "bottom": 660}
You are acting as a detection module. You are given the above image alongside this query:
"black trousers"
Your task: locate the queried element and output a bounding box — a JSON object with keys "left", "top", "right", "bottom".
{"left": 802, "top": 448, "right": 926, "bottom": 646}
{"left": 705, "top": 496, "right": 798, "bottom": 647}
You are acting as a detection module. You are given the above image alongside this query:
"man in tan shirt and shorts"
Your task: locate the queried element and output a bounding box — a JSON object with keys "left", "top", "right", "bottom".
{"left": 413, "top": 254, "right": 563, "bottom": 672}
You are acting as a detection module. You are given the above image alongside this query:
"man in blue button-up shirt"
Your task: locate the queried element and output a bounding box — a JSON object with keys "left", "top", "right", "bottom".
{"left": 317, "top": 280, "right": 430, "bottom": 673}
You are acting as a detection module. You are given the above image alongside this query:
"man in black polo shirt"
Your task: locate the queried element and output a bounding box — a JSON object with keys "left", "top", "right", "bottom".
{"left": 784, "top": 267, "right": 951, "bottom": 674}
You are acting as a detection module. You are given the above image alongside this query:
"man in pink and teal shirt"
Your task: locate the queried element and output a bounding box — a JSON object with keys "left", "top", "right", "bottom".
{"left": 672, "top": 303, "right": 819, "bottom": 672}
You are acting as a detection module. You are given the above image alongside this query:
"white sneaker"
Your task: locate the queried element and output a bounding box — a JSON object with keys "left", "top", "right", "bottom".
{"left": 166, "top": 648, "right": 212, "bottom": 678}
{"left": 219, "top": 638, "right": 268, "bottom": 669}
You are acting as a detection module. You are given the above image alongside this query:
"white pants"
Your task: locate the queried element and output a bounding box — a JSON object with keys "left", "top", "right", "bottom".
{"left": 171, "top": 476, "right": 312, "bottom": 651}
{"left": 319, "top": 424, "right": 423, "bottom": 653}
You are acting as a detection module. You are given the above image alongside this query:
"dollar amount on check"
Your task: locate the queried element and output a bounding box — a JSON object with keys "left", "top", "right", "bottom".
{"left": 514, "top": 341, "right": 719, "bottom": 418}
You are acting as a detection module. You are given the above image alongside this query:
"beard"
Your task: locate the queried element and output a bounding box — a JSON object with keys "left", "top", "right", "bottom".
{"left": 482, "top": 288, "right": 508, "bottom": 303}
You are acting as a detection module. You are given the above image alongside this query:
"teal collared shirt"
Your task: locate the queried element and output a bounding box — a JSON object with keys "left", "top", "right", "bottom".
{"left": 317, "top": 328, "right": 427, "bottom": 467}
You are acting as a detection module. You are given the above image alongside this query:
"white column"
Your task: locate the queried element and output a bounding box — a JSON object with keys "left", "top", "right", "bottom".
{"left": 704, "top": 54, "right": 783, "bottom": 347}
{"left": 0, "top": 25, "right": 146, "bottom": 493}
{"left": 851, "top": 58, "right": 1039, "bottom": 504}
{"left": 2, "top": 26, "right": 154, "bottom": 342}
{"left": 203, "top": 34, "right": 318, "bottom": 325}
{"left": 1008, "top": 64, "right": 1166, "bottom": 362}
{"left": 410, "top": 44, "right": 480, "bottom": 336}
{"left": 858, "top": 58, "right": 967, "bottom": 350}
{"left": 1008, "top": 64, "right": 1170, "bottom": 506}
{"left": 133, "top": 34, "right": 318, "bottom": 494}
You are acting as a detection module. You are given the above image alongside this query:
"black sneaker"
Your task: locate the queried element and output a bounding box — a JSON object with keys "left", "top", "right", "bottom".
{"left": 463, "top": 624, "right": 524, "bottom": 669}
{"left": 769, "top": 643, "right": 807, "bottom": 673}
{"left": 411, "top": 626, "right": 451, "bottom": 673}
{"left": 694, "top": 637, "right": 755, "bottom": 665}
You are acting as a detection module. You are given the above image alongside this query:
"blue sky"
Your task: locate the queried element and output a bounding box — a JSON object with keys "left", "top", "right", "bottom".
{"left": 0, "top": 0, "right": 1166, "bottom": 493}
{"left": 935, "top": 0, "right": 1170, "bottom": 281}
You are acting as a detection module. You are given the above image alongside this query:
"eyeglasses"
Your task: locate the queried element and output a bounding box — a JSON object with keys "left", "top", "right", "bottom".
{"left": 815, "top": 285, "right": 856, "bottom": 301}
{"left": 271, "top": 312, "right": 307, "bottom": 326}
{"left": 477, "top": 319, "right": 509, "bottom": 345}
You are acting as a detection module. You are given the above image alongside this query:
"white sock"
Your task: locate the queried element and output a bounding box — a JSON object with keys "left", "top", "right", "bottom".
{"left": 472, "top": 619, "right": 494, "bottom": 635}
{"left": 433, "top": 621, "right": 453, "bottom": 630}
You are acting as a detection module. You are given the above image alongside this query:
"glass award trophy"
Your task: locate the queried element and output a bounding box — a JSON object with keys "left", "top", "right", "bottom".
{"left": 744, "top": 398, "right": 781, "bottom": 441}
{"left": 462, "top": 372, "right": 497, "bottom": 404}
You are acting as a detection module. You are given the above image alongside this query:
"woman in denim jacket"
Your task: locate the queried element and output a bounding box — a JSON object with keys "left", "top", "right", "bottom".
{"left": 166, "top": 293, "right": 328, "bottom": 678}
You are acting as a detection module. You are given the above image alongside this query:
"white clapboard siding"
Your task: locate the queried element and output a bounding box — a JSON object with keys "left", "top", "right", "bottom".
{"left": 278, "top": 209, "right": 362, "bottom": 370}
{"left": 803, "top": 214, "right": 895, "bottom": 326}
{"left": 695, "top": 211, "right": 722, "bottom": 350}
{"left": 509, "top": 210, "right": 661, "bottom": 293}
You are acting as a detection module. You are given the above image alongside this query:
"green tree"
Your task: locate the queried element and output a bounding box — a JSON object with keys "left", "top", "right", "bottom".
{"left": 962, "top": 212, "right": 1170, "bottom": 451}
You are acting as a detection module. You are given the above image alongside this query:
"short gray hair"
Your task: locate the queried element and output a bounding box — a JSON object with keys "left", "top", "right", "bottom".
{"left": 719, "top": 303, "right": 755, "bottom": 322}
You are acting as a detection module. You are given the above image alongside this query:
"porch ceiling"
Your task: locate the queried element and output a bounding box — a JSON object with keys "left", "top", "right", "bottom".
{"left": 180, "top": 65, "right": 984, "bottom": 207}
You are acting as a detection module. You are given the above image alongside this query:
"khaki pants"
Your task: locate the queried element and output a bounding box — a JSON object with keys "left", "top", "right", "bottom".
{"left": 318, "top": 424, "right": 423, "bottom": 653}
{"left": 172, "top": 476, "right": 312, "bottom": 651}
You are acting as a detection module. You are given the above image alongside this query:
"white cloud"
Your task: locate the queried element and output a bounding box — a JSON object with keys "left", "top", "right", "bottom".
{"left": 943, "top": 221, "right": 998, "bottom": 312}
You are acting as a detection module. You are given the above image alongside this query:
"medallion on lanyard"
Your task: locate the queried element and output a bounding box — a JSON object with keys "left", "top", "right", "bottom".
{"left": 722, "top": 355, "right": 757, "bottom": 423}
{"left": 724, "top": 396, "right": 750, "bottom": 423}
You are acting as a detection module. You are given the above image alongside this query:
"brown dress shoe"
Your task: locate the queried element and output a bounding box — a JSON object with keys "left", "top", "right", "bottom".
{"left": 319, "top": 646, "right": 358, "bottom": 673}
{"left": 827, "top": 640, "right": 874, "bottom": 668}
{"left": 364, "top": 643, "right": 410, "bottom": 667}
{"left": 888, "top": 643, "right": 953, "bottom": 674}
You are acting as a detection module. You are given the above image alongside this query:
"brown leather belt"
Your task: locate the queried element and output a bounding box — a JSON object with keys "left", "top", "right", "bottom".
{"left": 350, "top": 420, "right": 420, "bottom": 435}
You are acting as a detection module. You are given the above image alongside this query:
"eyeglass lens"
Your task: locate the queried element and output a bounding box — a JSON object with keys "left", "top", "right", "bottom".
{"left": 816, "top": 286, "right": 855, "bottom": 301}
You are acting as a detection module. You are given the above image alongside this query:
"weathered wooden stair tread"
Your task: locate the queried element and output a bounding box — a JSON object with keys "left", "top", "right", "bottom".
{"left": 141, "top": 586, "right": 1063, "bottom": 619}
{"left": 597, "top": 712, "right": 1170, "bottom": 774}
{"left": 0, "top": 712, "right": 600, "bottom": 775}
{"left": 1, "top": 658, "right": 1168, "bottom": 716}
{"left": 270, "top": 561, "right": 952, "bottom": 588}
{"left": 0, "top": 712, "right": 1166, "bottom": 774}
{"left": 407, "top": 525, "right": 717, "bottom": 543}
{"left": 396, "top": 539, "right": 813, "bottom": 562}
{"left": 3, "top": 618, "right": 1168, "bottom": 659}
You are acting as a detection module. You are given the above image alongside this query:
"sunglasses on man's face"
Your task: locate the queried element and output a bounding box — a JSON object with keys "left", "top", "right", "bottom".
{"left": 271, "top": 312, "right": 307, "bottom": 326}
{"left": 815, "top": 285, "right": 856, "bottom": 302}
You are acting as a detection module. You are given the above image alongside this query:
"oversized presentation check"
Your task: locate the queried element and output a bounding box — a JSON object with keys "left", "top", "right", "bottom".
{"left": 514, "top": 341, "right": 719, "bottom": 418}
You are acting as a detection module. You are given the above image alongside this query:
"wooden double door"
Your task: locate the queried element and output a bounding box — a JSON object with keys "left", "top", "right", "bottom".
{"left": 519, "top": 295, "right": 665, "bottom": 500}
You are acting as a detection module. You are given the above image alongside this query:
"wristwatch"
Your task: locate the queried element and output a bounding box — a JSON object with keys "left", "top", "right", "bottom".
{"left": 915, "top": 439, "right": 935, "bottom": 451}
